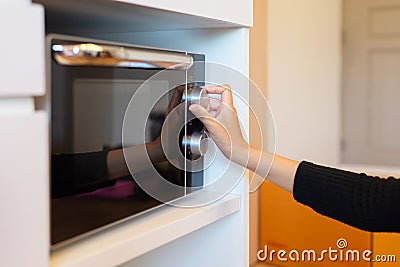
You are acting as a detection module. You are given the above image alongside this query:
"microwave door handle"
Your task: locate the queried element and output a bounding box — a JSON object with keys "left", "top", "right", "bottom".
{"left": 51, "top": 43, "right": 193, "bottom": 70}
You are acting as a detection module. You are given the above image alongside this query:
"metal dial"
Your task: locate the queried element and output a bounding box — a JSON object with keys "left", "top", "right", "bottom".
{"left": 182, "top": 132, "right": 208, "bottom": 160}
{"left": 182, "top": 86, "right": 209, "bottom": 108}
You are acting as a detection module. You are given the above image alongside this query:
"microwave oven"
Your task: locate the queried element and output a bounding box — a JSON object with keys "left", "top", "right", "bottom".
{"left": 46, "top": 35, "right": 206, "bottom": 247}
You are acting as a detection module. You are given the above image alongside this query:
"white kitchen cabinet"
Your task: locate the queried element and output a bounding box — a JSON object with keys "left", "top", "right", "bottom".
{"left": 34, "top": 0, "right": 251, "bottom": 35}
{"left": 0, "top": 1, "right": 48, "bottom": 266}
{"left": 0, "top": 112, "right": 49, "bottom": 267}
{"left": 0, "top": 0, "right": 251, "bottom": 266}
{"left": 50, "top": 192, "right": 241, "bottom": 267}
{"left": 0, "top": 2, "right": 44, "bottom": 97}
{"left": 115, "top": 0, "right": 253, "bottom": 27}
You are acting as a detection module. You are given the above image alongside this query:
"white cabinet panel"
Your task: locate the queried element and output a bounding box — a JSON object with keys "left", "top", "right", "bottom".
{"left": 370, "top": 7, "right": 400, "bottom": 36}
{"left": 370, "top": 51, "right": 400, "bottom": 151}
{"left": 34, "top": 0, "right": 250, "bottom": 34}
{"left": 115, "top": 0, "right": 252, "bottom": 27}
{"left": 0, "top": 112, "right": 49, "bottom": 267}
{"left": 50, "top": 193, "right": 240, "bottom": 267}
{"left": 342, "top": 0, "right": 400, "bottom": 166}
{"left": 0, "top": 97, "right": 34, "bottom": 115}
{"left": 0, "top": 2, "right": 44, "bottom": 97}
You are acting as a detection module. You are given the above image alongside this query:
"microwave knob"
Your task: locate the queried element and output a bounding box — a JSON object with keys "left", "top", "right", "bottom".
{"left": 182, "top": 86, "right": 209, "bottom": 108}
{"left": 182, "top": 132, "right": 208, "bottom": 160}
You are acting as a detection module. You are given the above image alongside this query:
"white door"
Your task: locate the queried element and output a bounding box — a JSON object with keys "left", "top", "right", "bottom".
{"left": 342, "top": 0, "right": 400, "bottom": 166}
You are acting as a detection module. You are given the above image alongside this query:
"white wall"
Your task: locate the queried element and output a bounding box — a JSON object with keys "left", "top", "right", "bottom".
{"left": 267, "top": 0, "right": 342, "bottom": 166}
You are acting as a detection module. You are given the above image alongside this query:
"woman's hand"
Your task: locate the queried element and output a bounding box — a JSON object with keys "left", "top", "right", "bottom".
{"left": 188, "top": 84, "right": 249, "bottom": 165}
{"left": 189, "top": 84, "right": 299, "bottom": 192}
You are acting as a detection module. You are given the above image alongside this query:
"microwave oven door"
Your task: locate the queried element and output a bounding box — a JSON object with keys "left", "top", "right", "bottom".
{"left": 48, "top": 36, "right": 205, "bottom": 247}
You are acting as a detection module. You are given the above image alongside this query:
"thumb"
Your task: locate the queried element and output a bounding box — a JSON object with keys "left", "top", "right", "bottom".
{"left": 189, "top": 104, "right": 212, "bottom": 127}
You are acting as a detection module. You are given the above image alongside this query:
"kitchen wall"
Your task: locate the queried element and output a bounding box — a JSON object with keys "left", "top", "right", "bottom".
{"left": 250, "top": 0, "right": 342, "bottom": 264}
{"left": 258, "top": 1, "right": 371, "bottom": 267}
{"left": 267, "top": 0, "right": 341, "bottom": 166}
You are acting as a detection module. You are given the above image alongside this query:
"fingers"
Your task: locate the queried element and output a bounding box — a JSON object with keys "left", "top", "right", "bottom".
{"left": 202, "top": 84, "right": 234, "bottom": 107}
{"left": 209, "top": 97, "right": 221, "bottom": 111}
{"left": 207, "top": 89, "right": 239, "bottom": 117}
{"left": 189, "top": 103, "right": 210, "bottom": 118}
{"left": 189, "top": 104, "right": 213, "bottom": 127}
{"left": 174, "top": 84, "right": 185, "bottom": 94}
{"left": 202, "top": 84, "right": 230, "bottom": 94}
{"left": 167, "top": 85, "right": 184, "bottom": 114}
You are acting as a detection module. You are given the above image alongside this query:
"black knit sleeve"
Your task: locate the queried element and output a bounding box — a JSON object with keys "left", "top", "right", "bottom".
{"left": 293, "top": 161, "right": 400, "bottom": 232}
{"left": 52, "top": 149, "right": 115, "bottom": 198}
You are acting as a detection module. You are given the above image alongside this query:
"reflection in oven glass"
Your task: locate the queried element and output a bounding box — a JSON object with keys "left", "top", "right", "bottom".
{"left": 51, "top": 85, "right": 185, "bottom": 245}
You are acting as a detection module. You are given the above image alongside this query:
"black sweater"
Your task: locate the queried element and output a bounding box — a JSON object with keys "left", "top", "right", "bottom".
{"left": 293, "top": 161, "right": 400, "bottom": 232}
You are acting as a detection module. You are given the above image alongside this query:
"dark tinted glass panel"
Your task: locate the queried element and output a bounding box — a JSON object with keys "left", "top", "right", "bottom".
{"left": 50, "top": 38, "right": 205, "bottom": 246}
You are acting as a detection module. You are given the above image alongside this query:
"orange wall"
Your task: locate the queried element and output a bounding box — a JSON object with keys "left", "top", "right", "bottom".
{"left": 373, "top": 233, "right": 400, "bottom": 267}
{"left": 260, "top": 183, "right": 371, "bottom": 267}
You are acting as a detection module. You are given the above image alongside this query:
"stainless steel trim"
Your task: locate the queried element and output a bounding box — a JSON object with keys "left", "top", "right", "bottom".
{"left": 51, "top": 42, "right": 193, "bottom": 70}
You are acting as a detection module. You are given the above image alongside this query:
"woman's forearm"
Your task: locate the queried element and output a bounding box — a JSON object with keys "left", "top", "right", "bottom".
{"left": 233, "top": 145, "right": 299, "bottom": 193}
{"left": 266, "top": 153, "right": 299, "bottom": 193}
{"left": 187, "top": 85, "right": 300, "bottom": 193}
{"left": 107, "top": 141, "right": 166, "bottom": 179}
